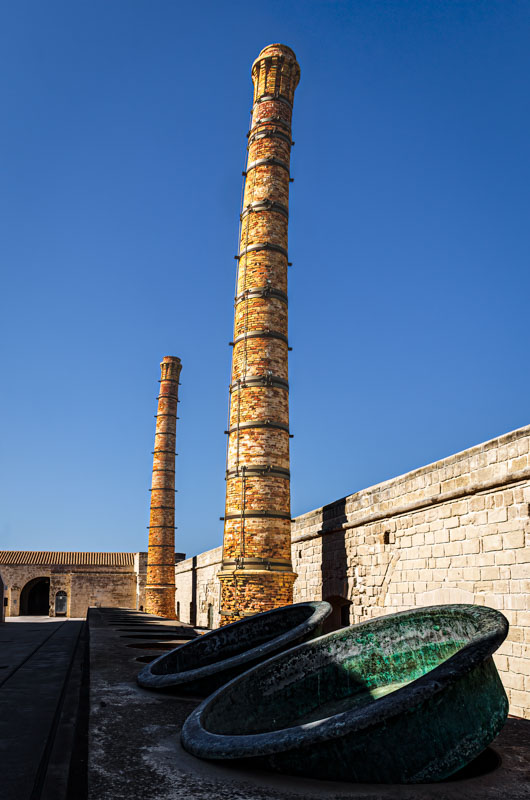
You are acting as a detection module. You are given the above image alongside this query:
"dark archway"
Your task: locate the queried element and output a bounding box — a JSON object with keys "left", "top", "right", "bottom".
{"left": 322, "top": 595, "right": 352, "bottom": 634}
{"left": 20, "top": 577, "right": 50, "bottom": 616}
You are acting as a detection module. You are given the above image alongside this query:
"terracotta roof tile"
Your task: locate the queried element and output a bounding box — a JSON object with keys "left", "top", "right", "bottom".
{"left": 0, "top": 551, "right": 135, "bottom": 566}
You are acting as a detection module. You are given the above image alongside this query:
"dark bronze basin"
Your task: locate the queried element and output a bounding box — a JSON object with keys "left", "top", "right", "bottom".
{"left": 181, "top": 605, "right": 508, "bottom": 783}
{"left": 137, "top": 601, "right": 331, "bottom": 696}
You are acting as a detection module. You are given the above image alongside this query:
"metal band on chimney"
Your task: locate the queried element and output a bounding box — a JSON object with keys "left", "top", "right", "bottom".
{"left": 241, "top": 200, "right": 289, "bottom": 219}
{"left": 226, "top": 465, "right": 290, "bottom": 479}
{"left": 253, "top": 93, "right": 293, "bottom": 109}
{"left": 235, "top": 287, "right": 288, "bottom": 305}
{"left": 245, "top": 157, "right": 290, "bottom": 176}
{"left": 236, "top": 242, "right": 288, "bottom": 259}
{"left": 231, "top": 330, "right": 288, "bottom": 346}
{"left": 225, "top": 420, "right": 290, "bottom": 434}
{"left": 229, "top": 374, "right": 289, "bottom": 392}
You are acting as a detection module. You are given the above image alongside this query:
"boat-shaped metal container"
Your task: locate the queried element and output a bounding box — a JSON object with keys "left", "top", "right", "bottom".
{"left": 181, "top": 605, "right": 509, "bottom": 783}
{"left": 137, "top": 601, "right": 331, "bottom": 696}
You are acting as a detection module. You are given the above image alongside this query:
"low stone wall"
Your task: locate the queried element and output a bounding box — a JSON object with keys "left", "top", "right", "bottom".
{"left": 292, "top": 424, "right": 530, "bottom": 718}
{"left": 174, "top": 546, "right": 222, "bottom": 627}
{"left": 172, "top": 425, "right": 530, "bottom": 716}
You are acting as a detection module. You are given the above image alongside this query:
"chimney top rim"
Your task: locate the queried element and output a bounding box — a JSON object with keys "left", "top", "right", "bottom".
{"left": 254, "top": 43, "right": 298, "bottom": 63}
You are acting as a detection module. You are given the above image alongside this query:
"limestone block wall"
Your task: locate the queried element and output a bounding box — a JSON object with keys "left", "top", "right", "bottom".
{"left": 292, "top": 425, "right": 530, "bottom": 718}
{"left": 67, "top": 570, "right": 137, "bottom": 617}
{"left": 175, "top": 546, "right": 222, "bottom": 628}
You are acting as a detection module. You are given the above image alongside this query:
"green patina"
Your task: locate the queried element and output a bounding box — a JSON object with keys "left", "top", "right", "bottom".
{"left": 294, "top": 638, "right": 467, "bottom": 725}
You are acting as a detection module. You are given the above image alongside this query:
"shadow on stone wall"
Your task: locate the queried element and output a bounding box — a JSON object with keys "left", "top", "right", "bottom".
{"left": 189, "top": 555, "right": 197, "bottom": 626}
{"left": 320, "top": 497, "right": 351, "bottom": 632}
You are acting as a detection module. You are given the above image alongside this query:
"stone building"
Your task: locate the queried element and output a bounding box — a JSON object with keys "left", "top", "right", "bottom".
{"left": 0, "top": 551, "right": 183, "bottom": 618}
{"left": 175, "top": 423, "right": 530, "bottom": 718}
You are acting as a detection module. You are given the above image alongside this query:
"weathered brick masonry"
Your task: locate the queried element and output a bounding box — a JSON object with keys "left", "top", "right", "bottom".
{"left": 219, "top": 44, "right": 300, "bottom": 622}
{"left": 176, "top": 424, "right": 530, "bottom": 716}
{"left": 145, "top": 356, "right": 182, "bottom": 618}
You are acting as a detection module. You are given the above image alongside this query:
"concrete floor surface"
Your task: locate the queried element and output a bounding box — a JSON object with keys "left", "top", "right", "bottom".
{"left": 0, "top": 617, "right": 85, "bottom": 800}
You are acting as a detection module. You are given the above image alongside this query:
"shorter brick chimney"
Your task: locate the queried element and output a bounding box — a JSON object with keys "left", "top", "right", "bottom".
{"left": 145, "top": 356, "right": 181, "bottom": 618}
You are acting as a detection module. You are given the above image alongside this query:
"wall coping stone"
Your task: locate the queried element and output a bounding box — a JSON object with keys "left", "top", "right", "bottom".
{"left": 292, "top": 425, "right": 530, "bottom": 542}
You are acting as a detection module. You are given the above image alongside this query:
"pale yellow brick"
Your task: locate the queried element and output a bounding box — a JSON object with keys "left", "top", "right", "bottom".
{"left": 510, "top": 456, "right": 528, "bottom": 471}
{"left": 510, "top": 656, "right": 530, "bottom": 675}
{"left": 462, "top": 538, "right": 481, "bottom": 555}
{"left": 503, "top": 530, "right": 525, "bottom": 549}
{"left": 463, "top": 567, "right": 480, "bottom": 581}
{"left": 504, "top": 595, "right": 527, "bottom": 611}
{"left": 509, "top": 689, "right": 528, "bottom": 708}
{"left": 481, "top": 566, "right": 500, "bottom": 580}
{"left": 470, "top": 496, "right": 486, "bottom": 511}
{"left": 481, "top": 552, "right": 496, "bottom": 566}
{"left": 517, "top": 438, "right": 529, "bottom": 455}
{"left": 488, "top": 508, "right": 508, "bottom": 523}
{"left": 511, "top": 564, "right": 530, "bottom": 581}
{"left": 494, "top": 653, "right": 509, "bottom": 671}
{"left": 493, "top": 580, "right": 509, "bottom": 593}
{"left": 483, "top": 533, "right": 503, "bottom": 551}
{"left": 495, "top": 550, "right": 516, "bottom": 565}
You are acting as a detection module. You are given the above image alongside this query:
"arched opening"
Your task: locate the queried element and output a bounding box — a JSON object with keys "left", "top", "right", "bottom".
{"left": 55, "top": 590, "right": 67, "bottom": 616}
{"left": 20, "top": 577, "right": 50, "bottom": 616}
{"left": 207, "top": 603, "right": 214, "bottom": 629}
{"left": 322, "top": 595, "right": 352, "bottom": 634}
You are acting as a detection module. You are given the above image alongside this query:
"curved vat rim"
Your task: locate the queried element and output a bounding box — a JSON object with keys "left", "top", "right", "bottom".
{"left": 181, "top": 604, "right": 508, "bottom": 760}
{"left": 137, "top": 600, "right": 332, "bottom": 689}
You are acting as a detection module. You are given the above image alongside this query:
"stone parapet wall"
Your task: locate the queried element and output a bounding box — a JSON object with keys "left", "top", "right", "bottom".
{"left": 175, "top": 546, "right": 222, "bottom": 627}
{"left": 292, "top": 424, "right": 530, "bottom": 718}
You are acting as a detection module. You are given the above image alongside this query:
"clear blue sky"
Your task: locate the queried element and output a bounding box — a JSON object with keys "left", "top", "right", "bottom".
{"left": 1, "top": 1, "right": 529, "bottom": 557}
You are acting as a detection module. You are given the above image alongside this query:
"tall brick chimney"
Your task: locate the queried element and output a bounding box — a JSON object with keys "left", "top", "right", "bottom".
{"left": 219, "top": 44, "right": 300, "bottom": 624}
{"left": 145, "top": 356, "right": 181, "bottom": 618}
